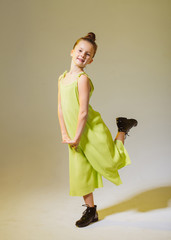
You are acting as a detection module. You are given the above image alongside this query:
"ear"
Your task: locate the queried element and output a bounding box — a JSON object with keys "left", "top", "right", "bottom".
{"left": 88, "top": 58, "right": 94, "bottom": 64}
{"left": 70, "top": 49, "right": 74, "bottom": 57}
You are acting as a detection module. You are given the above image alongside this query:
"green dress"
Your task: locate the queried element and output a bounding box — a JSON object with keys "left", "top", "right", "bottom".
{"left": 58, "top": 70, "right": 131, "bottom": 196}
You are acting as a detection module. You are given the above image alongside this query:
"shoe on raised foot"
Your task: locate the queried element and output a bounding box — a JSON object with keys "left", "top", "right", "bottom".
{"left": 116, "top": 117, "right": 138, "bottom": 137}
{"left": 75, "top": 204, "right": 98, "bottom": 228}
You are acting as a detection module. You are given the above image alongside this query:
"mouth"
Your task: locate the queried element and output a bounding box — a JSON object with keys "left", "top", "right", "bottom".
{"left": 77, "top": 58, "right": 85, "bottom": 63}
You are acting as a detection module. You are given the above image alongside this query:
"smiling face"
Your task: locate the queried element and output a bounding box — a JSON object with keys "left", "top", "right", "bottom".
{"left": 70, "top": 40, "right": 94, "bottom": 68}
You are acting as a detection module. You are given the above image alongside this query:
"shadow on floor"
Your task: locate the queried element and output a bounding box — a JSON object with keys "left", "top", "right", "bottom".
{"left": 98, "top": 186, "right": 171, "bottom": 220}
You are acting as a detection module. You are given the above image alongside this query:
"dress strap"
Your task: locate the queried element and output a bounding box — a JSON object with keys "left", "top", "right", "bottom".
{"left": 58, "top": 70, "right": 67, "bottom": 82}
{"left": 78, "top": 72, "right": 87, "bottom": 78}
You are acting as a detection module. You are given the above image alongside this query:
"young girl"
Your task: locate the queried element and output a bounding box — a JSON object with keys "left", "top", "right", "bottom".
{"left": 57, "top": 32, "right": 138, "bottom": 228}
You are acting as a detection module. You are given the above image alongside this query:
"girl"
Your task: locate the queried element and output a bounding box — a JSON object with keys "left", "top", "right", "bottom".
{"left": 57, "top": 32, "right": 138, "bottom": 228}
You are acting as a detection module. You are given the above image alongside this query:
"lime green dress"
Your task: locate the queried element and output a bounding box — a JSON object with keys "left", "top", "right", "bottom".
{"left": 58, "top": 70, "right": 131, "bottom": 196}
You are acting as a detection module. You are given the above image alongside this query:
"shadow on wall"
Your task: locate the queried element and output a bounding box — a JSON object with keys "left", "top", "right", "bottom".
{"left": 98, "top": 186, "right": 171, "bottom": 220}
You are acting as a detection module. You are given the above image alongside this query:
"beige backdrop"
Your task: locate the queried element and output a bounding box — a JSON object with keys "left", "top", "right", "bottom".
{"left": 0, "top": 0, "right": 171, "bottom": 239}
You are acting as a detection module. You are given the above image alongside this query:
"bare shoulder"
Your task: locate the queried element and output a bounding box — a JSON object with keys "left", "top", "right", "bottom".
{"left": 78, "top": 74, "right": 91, "bottom": 91}
{"left": 58, "top": 73, "right": 64, "bottom": 82}
{"left": 79, "top": 73, "right": 89, "bottom": 82}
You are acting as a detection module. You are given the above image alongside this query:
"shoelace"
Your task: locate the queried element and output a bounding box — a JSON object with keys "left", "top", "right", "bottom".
{"left": 125, "top": 132, "right": 130, "bottom": 138}
{"left": 81, "top": 204, "right": 93, "bottom": 215}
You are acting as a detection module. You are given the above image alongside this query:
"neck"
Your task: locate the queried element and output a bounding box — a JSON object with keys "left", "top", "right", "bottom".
{"left": 69, "top": 61, "right": 84, "bottom": 74}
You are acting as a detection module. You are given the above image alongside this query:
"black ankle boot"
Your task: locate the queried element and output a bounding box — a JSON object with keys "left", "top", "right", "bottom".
{"left": 116, "top": 117, "right": 138, "bottom": 138}
{"left": 75, "top": 204, "right": 98, "bottom": 228}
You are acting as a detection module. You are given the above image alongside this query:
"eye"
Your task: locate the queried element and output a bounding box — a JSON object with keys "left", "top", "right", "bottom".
{"left": 78, "top": 49, "right": 82, "bottom": 52}
{"left": 87, "top": 53, "right": 90, "bottom": 56}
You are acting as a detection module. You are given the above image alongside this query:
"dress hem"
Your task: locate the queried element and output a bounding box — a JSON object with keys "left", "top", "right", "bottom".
{"left": 69, "top": 185, "right": 104, "bottom": 197}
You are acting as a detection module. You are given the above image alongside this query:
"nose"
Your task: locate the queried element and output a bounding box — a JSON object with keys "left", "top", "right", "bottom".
{"left": 81, "top": 52, "right": 86, "bottom": 58}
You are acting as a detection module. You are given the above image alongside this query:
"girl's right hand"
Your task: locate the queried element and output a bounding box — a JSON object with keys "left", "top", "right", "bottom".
{"left": 61, "top": 134, "right": 79, "bottom": 150}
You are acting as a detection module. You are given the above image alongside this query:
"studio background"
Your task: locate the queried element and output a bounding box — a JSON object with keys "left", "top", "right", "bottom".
{"left": 0, "top": 0, "right": 171, "bottom": 239}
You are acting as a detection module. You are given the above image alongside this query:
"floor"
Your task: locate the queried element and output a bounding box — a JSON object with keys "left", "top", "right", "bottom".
{"left": 0, "top": 185, "right": 171, "bottom": 240}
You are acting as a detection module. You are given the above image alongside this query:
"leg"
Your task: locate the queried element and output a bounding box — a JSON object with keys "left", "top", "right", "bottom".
{"left": 83, "top": 192, "right": 94, "bottom": 207}
{"left": 115, "top": 131, "right": 125, "bottom": 145}
{"left": 76, "top": 192, "right": 98, "bottom": 227}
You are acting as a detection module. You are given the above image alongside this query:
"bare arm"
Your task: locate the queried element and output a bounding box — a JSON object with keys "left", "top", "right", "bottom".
{"left": 73, "top": 74, "right": 91, "bottom": 142}
{"left": 57, "top": 79, "right": 70, "bottom": 139}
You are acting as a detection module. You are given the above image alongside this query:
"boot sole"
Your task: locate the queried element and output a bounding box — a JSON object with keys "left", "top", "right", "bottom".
{"left": 76, "top": 216, "right": 98, "bottom": 228}
{"left": 116, "top": 117, "right": 138, "bottom": 127}
{"left": 92, "top": 216, "right": 98, "bottom": 222}
{"left": 131, "top": 119, "right": 138, "bottom": 127}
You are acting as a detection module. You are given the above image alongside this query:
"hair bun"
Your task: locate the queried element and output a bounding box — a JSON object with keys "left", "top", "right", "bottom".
{"left": 85, "top": 32, "right": 96, "bottom": 42}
